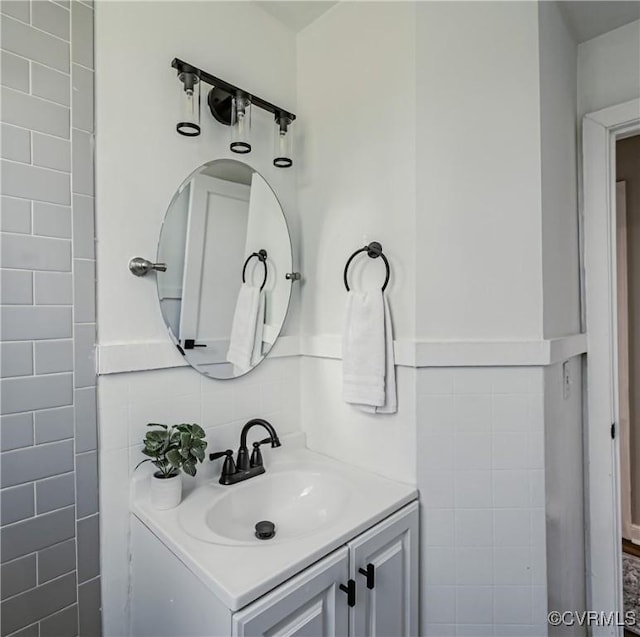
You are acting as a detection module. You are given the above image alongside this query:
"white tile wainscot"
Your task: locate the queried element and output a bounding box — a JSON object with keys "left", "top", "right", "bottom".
{"left": 97, "top": 356, "right": 301, "bottom": 637}
{"left": 417, "top": 366, "right": 547, "bottom": 637}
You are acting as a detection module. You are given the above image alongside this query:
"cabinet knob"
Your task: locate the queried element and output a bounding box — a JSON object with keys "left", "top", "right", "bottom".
{"left": 358, "top": 563, "right": 375, "bottom": 589}
{"left": 339, "top": 579, "right": 356, "bottom": 607}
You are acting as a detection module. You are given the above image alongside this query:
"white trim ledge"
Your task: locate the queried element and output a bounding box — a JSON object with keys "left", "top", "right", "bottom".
{"left": 97, "top": 335, "right": 301, "bottom": 375}
{"left": 302, "top": 333, "right": 587, "bottom": 367}
{"left": 98, "top": 333, "right": 587, "bottom": 374}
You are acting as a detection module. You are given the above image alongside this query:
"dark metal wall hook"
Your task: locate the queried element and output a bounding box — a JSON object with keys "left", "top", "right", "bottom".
{"left": 343, "top": 241, "right": 390, "bottom": 292}
{"left": 242, "top": 249, "right": 268, "bottom": 291}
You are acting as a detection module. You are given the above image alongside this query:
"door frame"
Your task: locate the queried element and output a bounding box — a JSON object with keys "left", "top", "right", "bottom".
{"left": 583, "top": 98, "right": 640, "bottom": 630}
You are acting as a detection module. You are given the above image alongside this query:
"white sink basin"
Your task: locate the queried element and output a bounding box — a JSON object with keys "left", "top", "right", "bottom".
{"left": 133, "top": 444, "right": 417, "bottom": 609}
{"left": 178, "top": 467, "right": 351, "bottom": 545}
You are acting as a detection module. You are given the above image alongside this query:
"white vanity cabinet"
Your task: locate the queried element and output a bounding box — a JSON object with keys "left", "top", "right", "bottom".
{"left": 231, "top": 547, "right": 350, "bottom": 636}
{"left": 348, "top": 501, "right": 419, "bottom": 637}
{"left": 131, "top": 501, "right": 418, "bottom": 637}
{"left": 231, "top": 502, "right": 419, "bottom": 637}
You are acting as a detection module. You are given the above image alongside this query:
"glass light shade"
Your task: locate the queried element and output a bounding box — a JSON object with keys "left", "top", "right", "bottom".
{"left": 273, "top": 115, "right": 293, "bottom": 168}
{"left": 177, "top": 72, "right": 200, "bottom": 137}
{"left": 230, "top": 94, "right": 252, "bottom": 154}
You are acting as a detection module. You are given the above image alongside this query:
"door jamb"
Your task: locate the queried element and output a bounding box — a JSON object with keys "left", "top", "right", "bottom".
{"left": 583, "top": 98, "right": 640, "bottom": 633}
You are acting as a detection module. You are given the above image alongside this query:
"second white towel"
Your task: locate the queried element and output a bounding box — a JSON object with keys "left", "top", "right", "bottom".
{"left": 342, "top": 290, "right": 397, "bottom": 414}
{"left": 227, "top": 283, "right": 265, "bottom": 373}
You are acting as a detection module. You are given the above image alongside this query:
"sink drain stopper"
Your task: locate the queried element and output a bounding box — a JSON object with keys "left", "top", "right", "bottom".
{"left": 255, "top": 520, "right": 276, "bottom": 540}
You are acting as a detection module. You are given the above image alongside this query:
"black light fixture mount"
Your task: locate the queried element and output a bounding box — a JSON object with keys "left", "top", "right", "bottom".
{"left": 172, "top": 58, "right": 296, "bottom": 166}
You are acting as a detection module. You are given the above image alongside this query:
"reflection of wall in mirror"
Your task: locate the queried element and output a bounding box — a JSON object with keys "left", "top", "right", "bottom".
{"left": 157, "top": 182, "right": 190, "bottom": 336}
{"left": 243, "top": 172, "right": 292, "bottom": 349}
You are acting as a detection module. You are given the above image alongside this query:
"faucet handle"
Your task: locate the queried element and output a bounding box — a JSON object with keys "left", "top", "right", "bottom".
{"left": 250, "top": 442, "right": 263, "bottom": 469}
{"left": 249, "top": 438, "right": 277, "bottom": 468}
{"left": 209, "top": 449, "right": 236, "bottom": 481}
{"left": 209, "top": 449, "right": 232, "bottom": 461}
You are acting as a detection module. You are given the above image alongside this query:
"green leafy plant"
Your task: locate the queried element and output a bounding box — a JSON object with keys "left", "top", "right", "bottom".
{"left": 137, "top": 423, "right": 208, "bottom": 478}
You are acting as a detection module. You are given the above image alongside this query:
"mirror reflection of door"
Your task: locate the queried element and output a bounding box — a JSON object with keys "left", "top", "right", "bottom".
{"left": 181, "top": 174, "right": 250, "bottom": 366}
{"left": 156, "top": 159, "right": 292, "bottom": 380}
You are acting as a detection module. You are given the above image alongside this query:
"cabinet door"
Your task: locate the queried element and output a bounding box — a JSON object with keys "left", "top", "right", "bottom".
{"left": 232, "top": 546, "right": 350, "bottom": 637}
{"left": 348, "top": 501, "right": 419, "bottom": 637}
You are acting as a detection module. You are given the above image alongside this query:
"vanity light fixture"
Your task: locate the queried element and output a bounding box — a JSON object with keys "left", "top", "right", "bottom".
{"left": 172, "top": 58, "right": 296, "bottom": 167}
{"left": 273, "top": 114, "right": 293, "bottom": 168}
{"left": 176, "top": 69, "right": 201, "bottom": 137}
{"left": 230, "top": 93, "right": 252, "bottom": 154}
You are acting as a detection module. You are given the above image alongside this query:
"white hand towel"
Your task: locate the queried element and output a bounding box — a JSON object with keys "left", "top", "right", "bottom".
{"left": 250, "top": 291, "right": 266, "bottom": 367}
{"left": 226, "top": 283, "right": 265, "bottom": 373}
{"left": 342, "top": 291, "right": 397, "bottom": 414}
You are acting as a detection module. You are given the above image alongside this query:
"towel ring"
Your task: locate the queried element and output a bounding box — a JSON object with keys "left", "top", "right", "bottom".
{"left": 343, "top": 241, "right": 390, "bottom": 292}
{"left": 242, "top": 249, "right": 268, "bottom": 291}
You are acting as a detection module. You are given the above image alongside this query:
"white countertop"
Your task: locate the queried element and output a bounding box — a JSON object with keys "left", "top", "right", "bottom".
{"left": 131, "top": 445, "right": 417, "bottom": 611}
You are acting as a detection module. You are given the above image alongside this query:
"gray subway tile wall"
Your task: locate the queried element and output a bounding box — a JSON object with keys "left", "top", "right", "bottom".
{"left": 0, "top": 413, "right": 34, "bottom": 451}
{"left": 0, "top": 1, "right": 100, "bottom": 635}
{"left": 40, "top": 604, "right": 79, "bottom": 637}
{"left": 34, "top": 405, "right": 74, "bottom": 444}
{"left": 0, "top": 554, "right": 37, "bottom": 600}
{"left": 0, "top": 485, "right": 35, "bottom": 526}
{"left": 34, "top": 270, "right": 73, "bottom": 304}
{"left": 37, "top": 538, "right": 76, "bottom": 584}
{"left": 0, "top": 197, "right": 31, "bottom": 234}
{"left": 0, "top": 232, "right": 72, "bottom": 270}
{"left": 32, "top": 135, "right": 72, "bottom": 174}
{"left": 1, "top": 87, "right": 70, "bottom": 139}
{"left": 35, "top": 339, "right": 74, "bottom": 374}
{"left": 6, "top": 624, "right": 39, "bottom": 637}
{"left": 0, "top": 159, "right": 71, "bottom": 204}
{"left": 1, "top": 51, "right": 30, "bottom": 92}
{"left": 1, "top": 124, "right": 30, "bottom": 163}
{"left": 1, "top": 15, "right": 70, "bottom": 72}
{"left": 32, "top": 62, "right": 71, "bottom": 107}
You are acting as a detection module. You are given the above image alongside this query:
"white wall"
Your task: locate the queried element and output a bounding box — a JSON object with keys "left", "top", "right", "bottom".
{"left": 96, "top": 1, "right": 300, "bottom": 348}
{"left": 415, "top": 0, "right": 544, "bottom": 341}
{"left": 538, "top": 5, "right": 586, "bottom": 627}
{"left": 296, "top": 1, "right": 416, "bottom": 341}
{"left": 296, "top": 1, "right": 417, "bottom": 483}
{"left": 296, "top": 4, "right": 584, "bottom": 635}
{"left": 544, "top": 357, "right": 586, "bottom": 634}
{"left": 539, "top": 1, "right": 581, "bottom": 339}
{"left": 414, "top": 3, "right": 584, "bottom": 633}
{"left": 577, "top": 20, "right": 640, "bottom": 118}
{"left": 95, "top": 2, "right": 301, "bottom": 634}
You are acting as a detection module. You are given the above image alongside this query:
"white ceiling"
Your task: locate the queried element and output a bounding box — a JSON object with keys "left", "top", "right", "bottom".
{"left": 559, "top": 1, "right": 640, "bottom": 42}
{"left": 256, "top": 0, "right": 640, "bottom": 43}
{"left": 256, "top": 1, "right": 337, "bottom": 33}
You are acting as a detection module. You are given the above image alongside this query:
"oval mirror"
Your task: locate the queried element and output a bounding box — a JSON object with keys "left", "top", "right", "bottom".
{"left": 156, "top": 159, "right": 292, "bottom": 379}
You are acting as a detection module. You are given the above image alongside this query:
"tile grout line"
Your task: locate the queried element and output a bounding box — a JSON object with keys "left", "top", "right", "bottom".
{"left": 2, "top": 13, "right": 71, "bottom": 45}
{"left": 1, "top": 569, "right": 77, "bottom": 604}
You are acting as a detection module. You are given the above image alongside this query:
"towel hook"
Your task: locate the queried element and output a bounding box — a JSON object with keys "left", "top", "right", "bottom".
{"left": 242, "top": 249, "right": 268, "bottom": 291}
{"left": 343, "top": 241, "right": 390, "bottom": 292}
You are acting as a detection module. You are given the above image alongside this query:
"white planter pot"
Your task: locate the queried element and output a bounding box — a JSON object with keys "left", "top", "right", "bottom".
{"left": 151, "top": 472, "right": 182, "bottom": 510}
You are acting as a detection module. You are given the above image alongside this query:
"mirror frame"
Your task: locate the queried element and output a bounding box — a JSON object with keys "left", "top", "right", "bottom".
{"left": 155, "top": 158, "right": 294, "bottom": 380}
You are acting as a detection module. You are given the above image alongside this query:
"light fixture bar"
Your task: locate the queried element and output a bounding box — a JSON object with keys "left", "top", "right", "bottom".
{"left": 171, "top": 58, "right": 296, "bottom": 123}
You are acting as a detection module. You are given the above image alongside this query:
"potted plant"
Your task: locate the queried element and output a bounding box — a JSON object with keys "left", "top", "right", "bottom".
{"left": 137, "top": 423, "right": 208, "bottom": 510}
